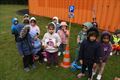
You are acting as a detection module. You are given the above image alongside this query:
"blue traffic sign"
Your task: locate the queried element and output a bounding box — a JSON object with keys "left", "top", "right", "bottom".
{"left": 69, "top": 5, "right": 75, "bottom": 12}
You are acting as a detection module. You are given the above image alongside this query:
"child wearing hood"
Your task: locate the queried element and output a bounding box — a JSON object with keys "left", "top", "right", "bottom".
{"left": 111, "top": 29, "right": 120, "bottom": 55}
{"left": 23, "top": 14, "right": 30, "bottom": 25}
{"left": 11, "top": 18, "right": 24, "bottom": 57}
{"left": 42, "top": 23, "right": 61, "bottom": 68}
{"left": 19, "top": 25, "right": 36, "bottom": 72}
{"left": 70, "top": 22, "right": 93, "bottom": 71}
{"left": 93, "top": 31, "right": 112, "bottom": 80}
{"left": 57, "top": 21, "right": 69, "bottom": 56}
{"left": 29, "top": 17, "right": 40, "bottom": 37}
{"left": 77, "top": 22, "right": 93, "bottom": 48}
{"left": 92, "top": 18, "right": 98, "bottom": 28}
{"left": 52, "top": 16, "right": 60, "bottom": 32}
{"left": 77, "top": 27, "right": 101, "bottom": 80}
{"left": 31, "top": 32, "right": 44, "bottom": 63}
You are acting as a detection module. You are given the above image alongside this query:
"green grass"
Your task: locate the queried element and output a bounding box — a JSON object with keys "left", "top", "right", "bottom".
{"left": 0, "top": 5, "right": 120, "bottom": 80}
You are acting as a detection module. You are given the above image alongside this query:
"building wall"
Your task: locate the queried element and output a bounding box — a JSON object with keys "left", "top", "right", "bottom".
{"left": 29, "top": 0, "right": 120, "bottom": 32}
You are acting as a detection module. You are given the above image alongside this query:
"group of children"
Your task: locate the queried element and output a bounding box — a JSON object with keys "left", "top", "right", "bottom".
{"left": 11, "top": 14, "right": 69, "bottom": 71}
{"left": 75, "top": 21, "right": 120, "bottom": 80}
{"left": 11, "top": 14, "right": 120, "bottom": 80}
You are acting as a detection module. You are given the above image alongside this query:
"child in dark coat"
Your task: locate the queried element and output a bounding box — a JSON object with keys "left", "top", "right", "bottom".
{"left": 77, "top": 27, "right": 101, "bottom": 80}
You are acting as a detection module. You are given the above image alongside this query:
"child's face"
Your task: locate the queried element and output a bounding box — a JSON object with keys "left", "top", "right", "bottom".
{"left": 83, "top": 26, "right": 88, "bottom": 32}
{"left": 48, "top": 26, "right": 54, "bottom": 34}
{"left": 61, "top": 25, "right": 67, "bottom": 30}
{"left": 53, "top": 19, "right": 57, "bottom": 24}
{"left": 103, "top": 36, "right": 109, "bottom": 43}
{"left": 30, "top": 21, "right": 36, "bottom": 26}
{"left": 89, "top": 36, "right": 97, "bottom": 41}
{"left": 117, "top": 33, "right": 120, "bottom": 38}
{"left": 14, "top": 20, "right": 18, "bottom": 25}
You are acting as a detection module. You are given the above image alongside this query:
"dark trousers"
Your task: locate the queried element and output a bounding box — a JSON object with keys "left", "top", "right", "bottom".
{"left": 59, "top": 44, "right": 66, "bottom": 53}
{"left": 46, "top": 51, "right": 58, "bottom": 66}
{"left": 36, "top": 50, "right": 44, "bottom": 63}
{"left": 23, "top": 54, "right": 34, "bottom": 68}
{"left": 81, "top": 62, "right": 93, "bottom": 78}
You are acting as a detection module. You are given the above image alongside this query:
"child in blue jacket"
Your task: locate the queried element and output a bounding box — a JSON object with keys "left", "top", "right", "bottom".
{"left": 31, "top": 32, "right": 44, "bottom": 63}
{"left": 19, "top": 25, "right": 36, "bottom": 72}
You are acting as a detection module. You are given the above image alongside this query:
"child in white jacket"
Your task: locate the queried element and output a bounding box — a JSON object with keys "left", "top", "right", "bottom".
{"left": 42, "top": 23, "right": 61, "bottom": 68}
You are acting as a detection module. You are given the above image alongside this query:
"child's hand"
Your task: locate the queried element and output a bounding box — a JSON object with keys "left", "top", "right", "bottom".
{"left": 44, "top": 45, "right": 48, "bottom": 48}
{"left": 80, "top": 60, "right": 83, "bottom": 64}
{"left": 54, "top": 45, "right": 58, "bottom": 48}
{"left": 93, "top": 63, "right": 97, "bottom": 68}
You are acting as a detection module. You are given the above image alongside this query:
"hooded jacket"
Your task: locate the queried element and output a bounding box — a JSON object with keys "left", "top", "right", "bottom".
{"left": 52, "top": 17, "right": 60, "bottom": 32}
{"left": 42, "top": 32, "right": 61, "bottom": 53}
{"left": 77, "top": 27, "right": 101, "bottom": 63}
{"left": 77, "top": 22, "right": 94, "bottom": 44}
{"left": 11, "top": 18, "right": 24, "bottom": 42}
{"left": 19, "top": 25, "right": 33, "bottom": 55}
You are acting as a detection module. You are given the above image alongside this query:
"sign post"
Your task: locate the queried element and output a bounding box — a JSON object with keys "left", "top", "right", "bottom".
{"left": 68, "top": 5, "right": 75, "bottom": 48}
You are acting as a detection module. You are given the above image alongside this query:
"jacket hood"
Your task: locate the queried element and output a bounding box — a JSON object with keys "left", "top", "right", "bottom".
{"left": 52, "top": 16, "right": 59, "bottom": 24}
{"left": 47, "top": 22, "right": 56, "bottom": 33}
{"left": 12, "top": 18, "right": 18, "bottom": 25}
{"left": 83, "top": 22, "right": 93, "bottom": 29}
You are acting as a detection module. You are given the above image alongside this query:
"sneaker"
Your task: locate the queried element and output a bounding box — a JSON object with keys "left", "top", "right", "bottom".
{"left": 97, "top": 74, "right": 102, "bottom": 80}
{"left": 92, "top": 72, "right": 96, "bottom": 76}
{"left": 55, "top": 65, "right": 58, "bottom": 68}
{"left": 44, "top": 58, "right": 47, "bottom": 62}
{"left": 91, "top": 72, "right": 96, "bottom": 80}
{"left": 63, "top": 51, "right": 66, "bottom": 55}
{"left": 46, "top": 66, "right": 50, "bottom": 69}
{"left": 110, "top": 52, "right": 113, "bottom": 56}
{"left": 77, "top": 73, "right": 85, "bottom": 78}
{"left": 32, "top": 64, "right": 36, "bottom": 69}
{"left": 116, "top": 51, "right": 120, "bottom": 55}
{"left": 24, "top": 67, "right": 30, "bottom": 72}
{"left": 58, "top": 52, "right": 61, "bottom": 56}
{"left": 88, "top": 78, "right": 92, "bottom": 80}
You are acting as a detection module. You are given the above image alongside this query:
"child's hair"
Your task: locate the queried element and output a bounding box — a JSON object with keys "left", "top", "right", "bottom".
{"left": 48, "top": 23, "right": 55, "bottom": 29}
{"left": 23, "top": 18, "right": 29, "bottom": 24}
{"left": 87, "top": 27, "right": 99, "bottom": 38}
{"left": 115, "top": 29, "right": 120, "bottom": 35}
{"left": 101, "top": 31, "right": 111, "bottom": 42}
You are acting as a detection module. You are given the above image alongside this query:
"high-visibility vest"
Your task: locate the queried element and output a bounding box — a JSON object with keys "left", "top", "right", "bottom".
{"left": 112, "top": 35, "right": 120, "bottom": 44}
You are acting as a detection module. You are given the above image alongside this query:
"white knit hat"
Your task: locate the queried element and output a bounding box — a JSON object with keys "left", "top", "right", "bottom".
{"left": 30, "top": 17, "right": 36, "bottom": 22}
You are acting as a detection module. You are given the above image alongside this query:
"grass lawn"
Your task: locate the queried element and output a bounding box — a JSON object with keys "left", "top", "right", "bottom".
{"left": 0, "top": 5, "right": 120, "bottom": 80}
